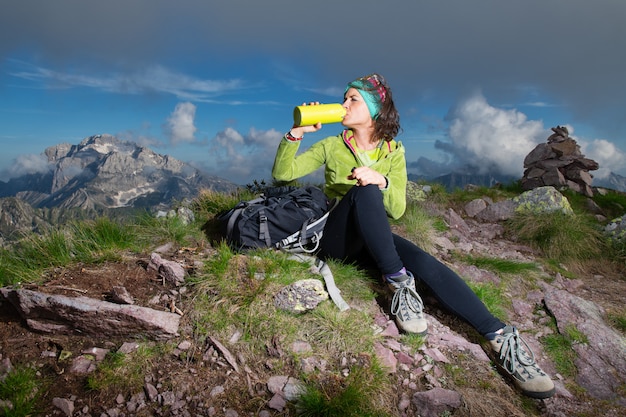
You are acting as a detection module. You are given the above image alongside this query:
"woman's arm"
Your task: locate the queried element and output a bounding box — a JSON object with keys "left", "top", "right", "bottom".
{"left": 381, "top": 142, "right": 407, "bottom": 220}
{"left": 271, "top": 134, "right": 327, "bottom": 182}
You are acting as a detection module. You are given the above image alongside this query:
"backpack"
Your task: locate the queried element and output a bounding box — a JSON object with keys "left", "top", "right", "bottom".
{"left": 217, "top": 186, "right": 349, "bottom": 311}
{"left": 218, "top": 185, "right": 331, "bottom": 252}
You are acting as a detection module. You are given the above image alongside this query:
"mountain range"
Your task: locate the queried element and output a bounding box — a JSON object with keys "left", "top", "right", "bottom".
{"left": 0, "top": 134, "right": 237, "bottom": 210}
{"left": 410, "top": 171, "right": 626, "bottom": 193}
{"left": 0, "top": 134, "right": 238, "bottom": 242}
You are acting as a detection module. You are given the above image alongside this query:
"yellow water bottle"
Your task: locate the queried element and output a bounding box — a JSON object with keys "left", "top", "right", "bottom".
{"left": 293, "top": 103, "right": 346, "bottom": 126}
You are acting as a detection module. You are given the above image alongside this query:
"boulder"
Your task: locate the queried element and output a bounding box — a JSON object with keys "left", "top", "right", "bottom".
{"left": 521, "top": 126, "right": 599, "bottom": 196}
{"left": 0, "top": 288, "right": 180, "bottom": 340}
{"left": 543, "top": 285, "right": 626, "bottom": 404}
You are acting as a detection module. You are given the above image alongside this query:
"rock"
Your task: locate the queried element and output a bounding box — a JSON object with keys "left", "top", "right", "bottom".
{"left": 110, "top": 286, "right": 134, "bottom": 304}
{"left": 513, "top": 186, "right": 573, "bottom": 215}
{"left": 266, "top": 375, "right": 305, "bottom": 403}
{"left": 208, "top": 336, "right": 240, "bottom": 373}
{"left": 118, "top": 342, "right": 140, "bottom": 354}
{"left": 283, "top": 377, "right": 306, "bottom": 401}
{"left": 52, "top": 397, "right": 75, "bottom": 417}
{"left": 290, "top": 341, "right": 312, "bottom": 353}
{"left": 475, "top": 199, "right": 517, "bottom": 222}
{"left": 144, "top": 383, "right": 159, "bottom": 402}
{"left": 267, "top": 376, "right": 288, "bottom": 395}
{"left": 444, "top": 208, "right": 471, "bottom": 235}
{"left": 522, "top": 127, "right": 598, "bottom": 196}
{"left": 543, "top": 285, "right": 626, "bottom": 404}
{"left": 0, "top": 288, "right": 180, "bottom": 340}
{"left": 273, "top": 279, "right": 329, "bottom": 313}
{"left": 605, "top": 215, "right": 626, "bottom": 242}
{"left": 412, "top": 387, "right": 462, "bottom": 417}
{"left": 210, "top": 386, "right": 225, "bottom": 397}
{"left": 148, "top": 253, "right": 186, "bottom": 286}
{"left": 374, "top": 342, "right": 397, "bottom": 373}
{"left": 69, "top": 355, "right": 97, "bottom": 375}
{"left": 268, "top": 393, "right": 286, "bottom": 411}
{"left": 464, "top": 198, "right": 488, "bottom": 217}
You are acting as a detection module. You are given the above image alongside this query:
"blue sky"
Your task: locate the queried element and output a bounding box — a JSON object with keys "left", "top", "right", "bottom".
{"left": 1, "top": 0, "right": 625, "bottom": 185}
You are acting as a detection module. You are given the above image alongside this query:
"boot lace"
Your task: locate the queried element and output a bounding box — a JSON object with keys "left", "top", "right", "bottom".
{"left": 390, "top": 286, "right": 424, "bottom": 321}
{"left": 497, "top": 329, "right": 543, "bottom": 378}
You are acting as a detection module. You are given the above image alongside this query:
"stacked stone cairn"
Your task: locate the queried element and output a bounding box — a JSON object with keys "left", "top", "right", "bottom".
{"left": 521, "top": 126, "right": 599, "bottom": 197}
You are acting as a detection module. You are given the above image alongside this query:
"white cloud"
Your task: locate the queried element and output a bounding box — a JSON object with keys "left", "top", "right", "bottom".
{"left": 580, "top": 138, "right": 626, "bottom": 180}
{"left": 440, "top": 92, "right": 545, "bottom": 177}
{"left": 4, "top": 153, "right": 51, "bottom": 179}
{"left": 9, "top": 61, "right": 246, "bottom": 102}
{"left": 205, "top": 127, "right": 283, "bottom": 184}
{"left": 166, "top": 102, "right": 197, "bottom": 144}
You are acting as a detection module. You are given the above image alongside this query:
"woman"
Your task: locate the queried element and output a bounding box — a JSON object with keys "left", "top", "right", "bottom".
{"left": 271, "top": 73, "right": 555, "bottom": 399}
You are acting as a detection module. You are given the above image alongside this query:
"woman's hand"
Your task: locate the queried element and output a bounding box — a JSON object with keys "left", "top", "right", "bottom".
{"left": 290, "top": 102, "right": 323, "bottom": 138}
{"left": 348, "top": 166, "right": 387, "bottom": 189}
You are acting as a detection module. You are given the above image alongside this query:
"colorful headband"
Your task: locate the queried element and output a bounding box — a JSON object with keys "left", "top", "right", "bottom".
{"left": 345, "top": 74, "right": 387, "bottom": 119}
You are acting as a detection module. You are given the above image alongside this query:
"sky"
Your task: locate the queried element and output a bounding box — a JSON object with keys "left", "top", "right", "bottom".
{"left": 1, "top": 0, "right": 625, "bottom": 186}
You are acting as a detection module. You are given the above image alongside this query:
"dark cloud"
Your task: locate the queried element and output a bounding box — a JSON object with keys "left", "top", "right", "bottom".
{"left": 3, "top": 1, "right": 624, "bottom": 132}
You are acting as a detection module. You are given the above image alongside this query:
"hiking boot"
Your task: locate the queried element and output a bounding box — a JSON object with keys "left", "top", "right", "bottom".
{"left": 386, "top": 271, "right": 428, "bottom": 335}
{"left": 487, "top": 326, "right": 556, "bottom": 399}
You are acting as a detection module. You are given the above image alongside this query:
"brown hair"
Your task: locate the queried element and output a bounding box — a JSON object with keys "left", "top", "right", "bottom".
{"left": 351, "top": 73, "right": 401, "bottom": 143}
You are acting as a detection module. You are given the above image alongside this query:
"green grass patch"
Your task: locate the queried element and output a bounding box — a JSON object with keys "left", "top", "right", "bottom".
{"left": 399, "top": 333, "right": 427, "bottom": 353}
{"left": 191, "top": 245, "right": 381, "bottom": 361}
{"left": 296, "top": 362, "right": 394, "bottom": 417}
{"left": 69, "top": 217, "right": 135, "bottom": 262}
{"left": 0, "top": 230, "right": 74, "bottom": 285}
{"left": 463, "top": 255, "right": 539, "bottom": 275}
{"left": 87, "top": 344, "right": 162, "bottom": 395}
{"left": 393, "top": 202, "right": 439, "bottom": 254}
{"left": 542, "top": 333, "right": 578, "bottom": 378}
{"left": 541, "top": 322, "right": 584, "bottom": 378}
{"left": 466, "top": 281, "right": 509, "bottom": 321}
{"left": 607, "top": 311, "right": 626, "bottom": 334}
{"left": 0, "top": 365, "right": 42, "bottom": 417}
{"left": 0, "top": 212, "right": 206, "bottom": 287}
{"left": 131, "top": 211, "right": 203, "bottom": 248}
{"left": 505, "top": 210, "right": 607, "bottom": 262}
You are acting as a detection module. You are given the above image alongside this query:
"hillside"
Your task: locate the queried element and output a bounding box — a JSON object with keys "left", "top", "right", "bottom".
{"left": 0, "top": 185, "right": 625, "bottom": 416}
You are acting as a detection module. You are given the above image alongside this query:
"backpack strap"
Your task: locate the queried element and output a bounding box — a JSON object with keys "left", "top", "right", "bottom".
{"left": 258, "top": 209, "right": 272, "bottom": 247}
{"left": 288, "top": 254, "right": 350, "bottom": 312}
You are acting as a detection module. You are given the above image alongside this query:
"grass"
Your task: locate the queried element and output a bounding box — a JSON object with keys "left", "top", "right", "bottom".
{"left": 86, "top": 344, "right": 163, "bottom": 395}
{"left": 564, "top": 188, "right": 626, "bottom": 220}
{"left": 541, "top": 321, "right": 586, "bottom": 379}
{"left": 607, "top": 310, "right": 626, "bottom": 334}
{"left": 448, "top": 183, "right": 520, "bottom": 205}
{"left": 0, "top": 214, "right": 201, "bottom": 287}
{"left": 466, "top": 281, "right": 509, "bottom": 321}
{"left": 505, "top": 210, "right": 607, "bottom": 263}
{"left": 190, "top": 243, "right": 381, "bottom": 362}
{"left": 296, "top": 362, "right": 394, "bottom": 417}
{"left": 0, "top": 365, "right": 42, "bottom": 417}
{"left": 393, "top": 203, "right": 439, "bottom": 254}
{"left": 462, "top": 255, "right": 539, "bottom": 275}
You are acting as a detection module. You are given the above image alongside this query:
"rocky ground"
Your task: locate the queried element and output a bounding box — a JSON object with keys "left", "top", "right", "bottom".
{"left": 1, "top": 205, "right": 625, "bottom": 417}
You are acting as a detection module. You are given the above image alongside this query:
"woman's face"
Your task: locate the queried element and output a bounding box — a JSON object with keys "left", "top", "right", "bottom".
{"left": 342, "top": 88, "right": 374, "bottom": 128}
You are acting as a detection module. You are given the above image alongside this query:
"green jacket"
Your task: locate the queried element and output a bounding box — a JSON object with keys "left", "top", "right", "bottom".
{"left": 272, "top": 130, "right": 407, "bottom": 219}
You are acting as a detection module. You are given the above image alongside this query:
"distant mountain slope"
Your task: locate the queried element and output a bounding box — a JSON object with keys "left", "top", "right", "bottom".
{"left": 594, "top": 172, "right": 626, "bottom": 193}
{"left": 0, "top": 134, "right": 238, "bottom": 210}
{"left": 409, "top": 172, "right": 518, "bottom": 191}
{"left": 409, "top": 171, "right": 626, "bottom": 193}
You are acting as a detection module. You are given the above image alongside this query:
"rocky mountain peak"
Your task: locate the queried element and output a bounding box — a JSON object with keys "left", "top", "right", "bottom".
{"left": 0, "top": 134, "right": 238, "bottom": 236}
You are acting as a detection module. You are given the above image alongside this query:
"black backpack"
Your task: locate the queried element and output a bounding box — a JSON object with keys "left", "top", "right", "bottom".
{"left": 218, "top": 186, "right": 332, "bottom": 252}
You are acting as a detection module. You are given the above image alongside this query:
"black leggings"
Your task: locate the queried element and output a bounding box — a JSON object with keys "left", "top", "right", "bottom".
{"left": 318, "top": 185, "right": 505, "bottom": 336}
